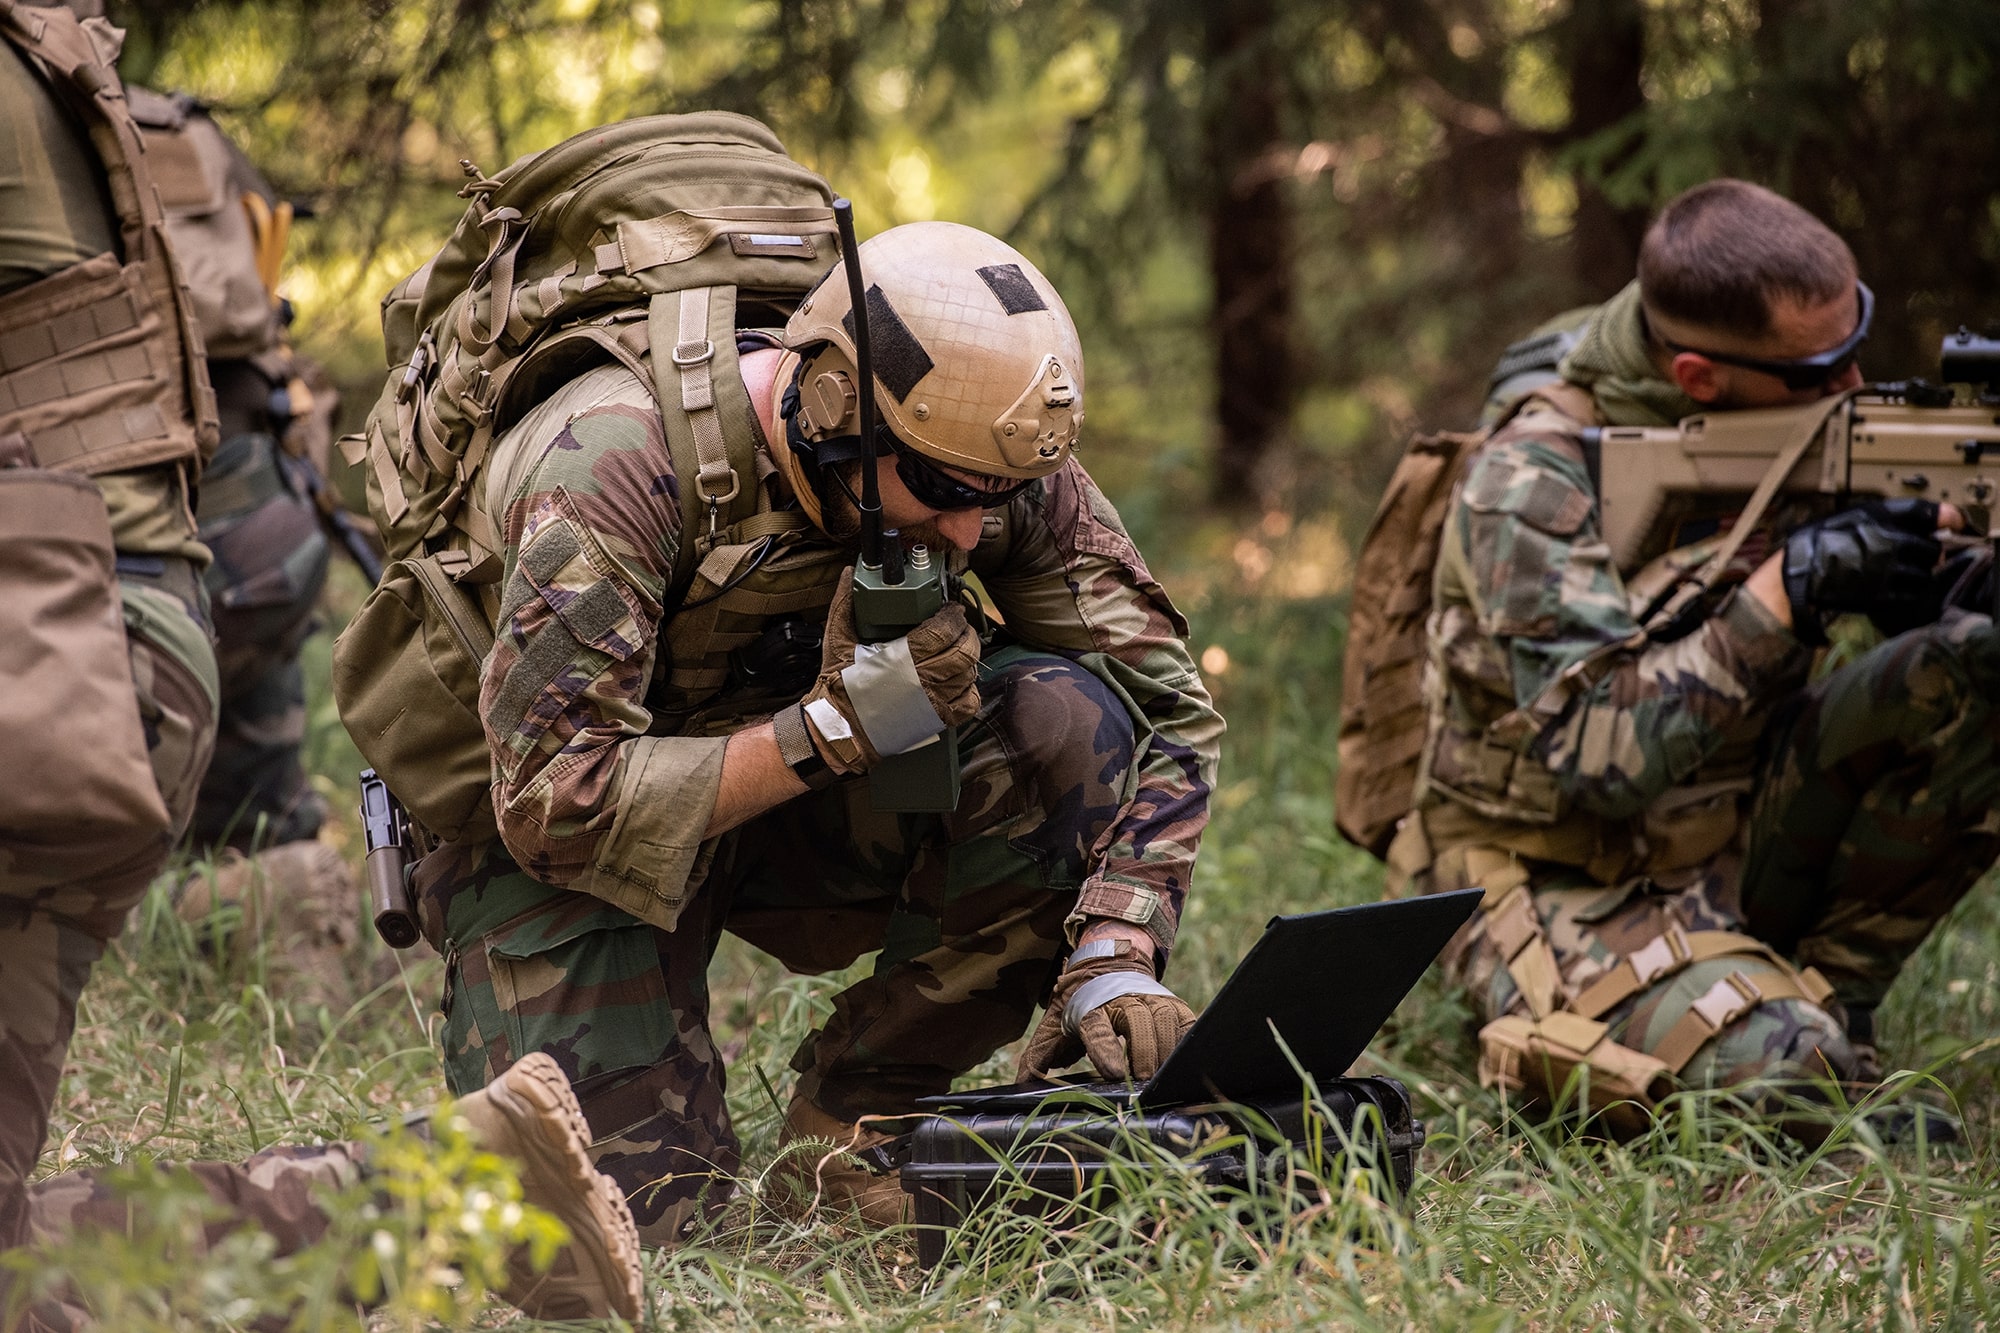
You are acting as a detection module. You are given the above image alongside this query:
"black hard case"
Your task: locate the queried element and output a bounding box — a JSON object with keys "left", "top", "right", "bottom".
{"left": 899, "top": 1076, "right": 1422, "bottom": 1269}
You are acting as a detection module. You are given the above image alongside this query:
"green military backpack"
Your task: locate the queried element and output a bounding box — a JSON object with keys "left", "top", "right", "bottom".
{"left": 332, "top": 112, "right": 839, "bottom": 843}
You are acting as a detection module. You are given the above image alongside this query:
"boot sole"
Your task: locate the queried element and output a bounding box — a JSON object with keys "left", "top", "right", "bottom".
{"left": 489, "top": 1053, "right": 646, "bottom": 1320}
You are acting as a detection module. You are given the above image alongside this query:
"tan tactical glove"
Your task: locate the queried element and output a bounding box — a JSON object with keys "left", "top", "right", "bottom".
{"left": 799, "top": 572, "right": 982, "bottom": 775}
{"left": 1016, "top": 939, "right": 1197, "bottom": 1083}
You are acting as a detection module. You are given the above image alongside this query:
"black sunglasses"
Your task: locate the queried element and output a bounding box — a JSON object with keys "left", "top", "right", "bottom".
{"left": 1653, "top": 282, "right": 1874, "bottom": 391}
{"left": 879, "top": 427, "right": 1035, "bottom": 511}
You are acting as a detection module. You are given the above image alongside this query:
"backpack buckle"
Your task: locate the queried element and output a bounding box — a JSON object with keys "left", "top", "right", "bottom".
{"left": 673, "top": 338, "right": 715, "bottom": 368}
{"left": 397, "top": 331, "right": 435, "bottom": 402}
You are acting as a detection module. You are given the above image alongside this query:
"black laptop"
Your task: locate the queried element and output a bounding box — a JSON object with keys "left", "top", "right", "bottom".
{"left": 923, "top": 889, "right": 1482, "bottom": 1112}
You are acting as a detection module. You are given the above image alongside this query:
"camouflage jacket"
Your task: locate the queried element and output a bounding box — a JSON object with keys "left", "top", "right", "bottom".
{"left": 477, "top": 361, "right": 1222, "bottom": 945}
{"left": 1414, "top": 384, "right": 1813, "bottom": 878}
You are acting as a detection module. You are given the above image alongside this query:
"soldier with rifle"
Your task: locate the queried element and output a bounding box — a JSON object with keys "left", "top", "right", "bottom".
{"left": 118, "top": 86, "right": 386, "bottom": 1006}
{"left": 1357, "top": 179, "right": 1993, "bottom": 1132}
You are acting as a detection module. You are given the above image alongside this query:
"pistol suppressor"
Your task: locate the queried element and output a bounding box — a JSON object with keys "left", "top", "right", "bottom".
{"left": 359, "top": 768, "right": 421, "bottom": 949}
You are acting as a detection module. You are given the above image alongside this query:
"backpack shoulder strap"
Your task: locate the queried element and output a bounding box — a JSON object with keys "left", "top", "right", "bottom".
{"left": 480, "top": 301, "right": 772, "bottom": 600}
{"left": 648, "top": 286, "right": 765, "bottom": 585}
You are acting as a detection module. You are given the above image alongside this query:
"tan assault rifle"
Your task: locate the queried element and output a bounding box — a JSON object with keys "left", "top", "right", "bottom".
{"left": 1584, "top": 332, "right": 2000, "bottom": 574}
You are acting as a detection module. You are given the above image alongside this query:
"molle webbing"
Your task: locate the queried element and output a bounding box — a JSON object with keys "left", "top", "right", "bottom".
{"left": 1463, "top": 843, "right": 1835, "bottom": 1096}
{"left": 654, "top": 516, "right": 842, "bottom": 723}
{"left": 0, "top": 0, "right": 216, "bottom": 471}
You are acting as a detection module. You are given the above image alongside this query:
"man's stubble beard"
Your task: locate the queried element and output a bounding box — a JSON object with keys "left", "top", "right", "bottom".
{"left": 815, "top": 465, "right": 954, "bottom": 554}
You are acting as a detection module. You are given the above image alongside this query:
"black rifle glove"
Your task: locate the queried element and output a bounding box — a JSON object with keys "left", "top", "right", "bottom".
{"left": 1781, "top": 499, "right": 1944, "bottom": 644}
{"left": 1016, "top": 939, "right": 1196, "bottom": 1084}
{"left": 1938, "top": 543, "right": 1997, "bottom": 620}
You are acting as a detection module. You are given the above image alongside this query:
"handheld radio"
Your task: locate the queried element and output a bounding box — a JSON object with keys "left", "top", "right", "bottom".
{"left": 833, "top": 200, "right": 963, "bottom": 812}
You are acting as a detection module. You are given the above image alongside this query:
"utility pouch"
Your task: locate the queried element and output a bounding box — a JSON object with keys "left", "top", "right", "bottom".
{"left": 1477, "top": 1012, "right": 1673, "bottom": 1140}
{"left": 331, "top": 553, "right": 497, "bottom": 844}
{"left": 0, "top": 467, "right": 170, "bottom": 840}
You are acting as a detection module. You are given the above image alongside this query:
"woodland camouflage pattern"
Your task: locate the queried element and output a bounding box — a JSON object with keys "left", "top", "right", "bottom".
{"left": 427, "top": 362, "right": 1220, "bottom": 1243}
{"left": 1408, "top": 360, "right": 2000, "bottom": 1087}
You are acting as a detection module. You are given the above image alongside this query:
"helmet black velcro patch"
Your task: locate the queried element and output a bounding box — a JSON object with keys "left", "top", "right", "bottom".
{"left": 844, "top": 284, "right": 934, "bottom": 402}
{"left": 977, "top": 263, "right": 1048, "bottom": 315}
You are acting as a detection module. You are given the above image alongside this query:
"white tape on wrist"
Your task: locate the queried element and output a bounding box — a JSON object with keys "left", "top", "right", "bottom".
{"left": 1062, "top": 972, "right": 1177, "bottom": 1037}
{"left": 1067, "top": 938, "right": 1120, "bottom": 965}
{"left": 802, "top": 696, "right": 853, "bottom": 743}
{"left": 841, "top": 636, "right": 945, "bottom": 756}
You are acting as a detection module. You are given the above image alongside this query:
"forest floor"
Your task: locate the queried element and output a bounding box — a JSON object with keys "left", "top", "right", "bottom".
{"left": 30, "top": 536, "right": 2000, "bottom": 1331}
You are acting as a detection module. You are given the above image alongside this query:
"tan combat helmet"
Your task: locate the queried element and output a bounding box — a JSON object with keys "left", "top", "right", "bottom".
{"left": 783, "top": 221, "right": 1084, "bottom": 481}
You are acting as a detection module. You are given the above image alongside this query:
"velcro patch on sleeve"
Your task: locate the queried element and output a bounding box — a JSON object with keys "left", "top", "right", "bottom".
{"left": 518, "top": 489, "right": 646, "bottom": 662}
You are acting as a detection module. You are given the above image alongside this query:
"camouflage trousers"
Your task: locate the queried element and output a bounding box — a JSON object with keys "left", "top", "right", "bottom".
{"left": 0, "top": 558, "right": 360, "bottom": 1324}
{"left": 1423, "top": 611, "right": 2000, "bottom": 1089}
{"left": 0, "top": 561, "right": 219, "bottom": 1251}
{"left": 189, "top": 428, "right": 331, "bottom": 850}
{"left": 421, "top": 647, "right": 1138, "bottom": 1246}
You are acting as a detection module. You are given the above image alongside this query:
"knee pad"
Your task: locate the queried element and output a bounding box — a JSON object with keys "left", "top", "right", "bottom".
{"left": 1622, "top": 956, "right": 1859, "bottom": 1088}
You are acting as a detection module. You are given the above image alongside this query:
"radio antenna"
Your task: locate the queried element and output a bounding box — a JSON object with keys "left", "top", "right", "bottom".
{"left": 833, "top": 199, "right": 883, "bottom": 569}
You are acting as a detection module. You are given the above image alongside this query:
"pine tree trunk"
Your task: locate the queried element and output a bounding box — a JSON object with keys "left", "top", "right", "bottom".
{"left": 1206, "top": 0, "right": 1293, "bottom": 509}
{"left": 1563, "top": 0, "right": 1648, "bottom": 296}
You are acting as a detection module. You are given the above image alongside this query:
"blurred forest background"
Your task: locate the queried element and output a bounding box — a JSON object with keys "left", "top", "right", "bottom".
{"left": 109, "top": 0, "right": 2000, "bottom": 562}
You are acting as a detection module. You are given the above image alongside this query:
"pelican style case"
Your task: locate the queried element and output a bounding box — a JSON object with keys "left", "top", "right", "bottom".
{"left": 888, "top": 891, "right": 1482, "bottom": 1268}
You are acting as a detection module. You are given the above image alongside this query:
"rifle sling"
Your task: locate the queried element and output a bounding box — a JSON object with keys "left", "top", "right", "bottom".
{"left": 1641, "top": 390, "right": 1854, "bottom": 636}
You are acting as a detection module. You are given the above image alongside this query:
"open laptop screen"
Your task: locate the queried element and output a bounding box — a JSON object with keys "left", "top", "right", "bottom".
{"left": 1135, "top": 889, "right": 1481, "bottom": 1107}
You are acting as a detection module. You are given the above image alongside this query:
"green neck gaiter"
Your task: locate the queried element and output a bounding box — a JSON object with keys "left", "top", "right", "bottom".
{"left": 1557, "top": 280, "right": 1703, "bottom": 428}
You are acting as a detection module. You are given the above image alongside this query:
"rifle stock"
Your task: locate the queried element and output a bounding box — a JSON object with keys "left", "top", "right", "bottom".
{"left": 1588, "top": 389, "right": 2000, "bottom": 570}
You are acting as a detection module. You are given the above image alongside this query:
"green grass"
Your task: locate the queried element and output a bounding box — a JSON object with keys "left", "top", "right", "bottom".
{"left": 34, "top": 555, "right": 2000, "bottom": 1329}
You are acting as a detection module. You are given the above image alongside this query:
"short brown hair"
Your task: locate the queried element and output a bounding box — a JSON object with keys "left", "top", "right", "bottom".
{"left": 1637, "top": 180, "right": 1856, "bottom": 339}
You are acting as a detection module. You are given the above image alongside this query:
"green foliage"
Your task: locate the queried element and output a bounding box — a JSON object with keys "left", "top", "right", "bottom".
{"left": 2, "top": 1162, "right": 286, "bottom": 1331}
{"left": 4, "top": 1114, "right": 566, "bottom": 1332}
{"left": 331, "top": 1113, "right": 570, "bottom": 1329}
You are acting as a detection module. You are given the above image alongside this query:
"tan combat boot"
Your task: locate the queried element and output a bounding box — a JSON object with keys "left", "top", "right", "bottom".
{"left": 776, "top": 1099, "right": 912, "bottom": 1228}
{"left": 452, "top": 1053, "right": 645, "bottom": 1321}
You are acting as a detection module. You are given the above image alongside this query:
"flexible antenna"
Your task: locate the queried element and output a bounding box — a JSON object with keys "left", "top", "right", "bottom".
{"left": 833, "top": 199, "right": 883, "bottom": 569}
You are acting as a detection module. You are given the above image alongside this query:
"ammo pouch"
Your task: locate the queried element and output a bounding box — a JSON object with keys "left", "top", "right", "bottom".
{"left": 1477, "top": 1011, "right": 1673, "bottom": 1141}
{"left": 0, "top": 467, "right": 170, "bottom": 841}
{"left": 331, "top": 553, "right": 498, "bottom": 844}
